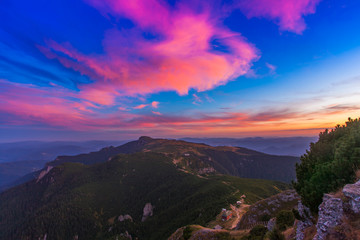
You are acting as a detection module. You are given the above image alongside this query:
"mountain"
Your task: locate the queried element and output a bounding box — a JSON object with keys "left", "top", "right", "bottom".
{"left": 0, "top": 160, "right": 47, "bottom": 191}
{"left": 42, "top": 136, "right": 299, "bottom": 183}
{"left": 180, "top": 137, "right": 317, "bottom": 156}
{"left": 0, "top": 137, "right": 301, "bottom": 192}
{"left": 0, "top": 140, "right": 128, "bottom": 191}
{"left": 0, "top": 140, "right": 128, "bottom": 163}
{"left": 0, "top": 151, "right": 290, "bottom": 240}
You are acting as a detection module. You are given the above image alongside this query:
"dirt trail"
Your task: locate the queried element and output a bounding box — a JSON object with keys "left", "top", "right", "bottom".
{"left": 230, "top": 204, "right": 250, "bottom": 229}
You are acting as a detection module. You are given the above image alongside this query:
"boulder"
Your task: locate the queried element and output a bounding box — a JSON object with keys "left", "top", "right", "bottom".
{"left": 296, "top": 201, "right": 313, "bottom": 240}
{"left": 313, "top": 194, "right": 343, "bottom": 240}
{"left": 342, "top": 180, "right": 360, "bottom": 214}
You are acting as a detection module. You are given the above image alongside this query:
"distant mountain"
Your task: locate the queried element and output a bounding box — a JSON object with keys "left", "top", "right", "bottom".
{"left": 0, "top": 140, "right": 128, "bottom": 190}
{"left": 0, "top": 160, "right": 47, "bottom": 191}
{"left": 180, "top": 137, "right": 317, "bottom": 156}
{"left": 0, "top": 140, "right": 128, "bottom": 163}
{"left": 0, "top": 151, "right": 289, "bottom": 240}
{"left": 41, "top": 136, "right": 299, "bottom": 183}
{"left": 1, "top": 137, "right": 299, "bottom": 192}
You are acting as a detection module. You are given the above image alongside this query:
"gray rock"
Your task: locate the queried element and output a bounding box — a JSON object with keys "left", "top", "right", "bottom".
{"left": 313, "top": 194, "right": 343, "bottom": 240}
{"left": 118, "top": 214, "right": 133, "bottom": 222}
{"left": 267, "top": 217, "right": 276, "bottom": 231}
{"left": 343, "top": 180, "right": 360, "bottom": 213}
{"left": 141, "top": 203, "right": 154, "bottom": 222}
{"left": 296, "top": 201, "right": 314, "bottom": 240}
{"left": 214, "top": 225, "right": 222, "bottom": 229}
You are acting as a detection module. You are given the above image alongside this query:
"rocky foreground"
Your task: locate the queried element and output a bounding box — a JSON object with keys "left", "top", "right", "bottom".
{"left": 296, "top": 180, "right": 360, "bottom": 240}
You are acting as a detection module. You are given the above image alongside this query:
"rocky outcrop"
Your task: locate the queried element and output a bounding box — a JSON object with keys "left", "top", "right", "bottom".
{"left": 267, "top": 217, "right": 276, "bottom": 231}
{"left": 313, "top": 194, "right": 343, "bottom": 240}
{"left": 296, "top": 180, "right": 360, "bottom": 240}
{"left": 141, "top": 203, "right": 154, "bottom": 222}
{"left": 296, "top": 201, "right": 314, "bottom": 240}
{"left": 198, "top": 167, "right": 215, "bottom": 174}
{"left": 118, "top": 214, "right": 133, "bottom": 222}
{"left": 237, "top": 190, "right": 299, "bottom": 229}
{"left": 36, "top": 166, "right": 53, "bottom": 183}
{"left": 342, "top": 179, "right": 360, "bottom": 213}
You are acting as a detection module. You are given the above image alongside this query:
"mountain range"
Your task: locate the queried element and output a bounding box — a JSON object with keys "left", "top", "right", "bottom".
{"left": 0, "top": 137, "right": 295, "bottom": 239}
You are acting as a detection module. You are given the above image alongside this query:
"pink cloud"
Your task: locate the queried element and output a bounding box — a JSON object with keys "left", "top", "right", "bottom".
{"left": 133, "top": 104, "right": 148, "bottom": 109}
{"left": 151, "top": 101, "right": 160, "bottom": 108}
{"left": 152, "top": 111, "right": 162, "bottom": 116}
{"left": 238, "top": 0, "right": 322, "bottom": 34}
{"left": 40, "top": 0, "right": 259, "bottom": 103}
{"left": 1, "top": 80, "right": 355, "bottom": 137}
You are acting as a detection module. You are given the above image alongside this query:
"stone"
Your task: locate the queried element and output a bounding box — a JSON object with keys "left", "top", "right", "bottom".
{"left": 313, "top": 194, "right": 343, "bottom": 240}
{"left": 141, "top": 203, "right": 154, "bottom": 222}
{"left": 37, "top": 166, "right": 53, "bottom": 183}
{"left": 267, "top": 217, "right": 276, "bottom": 231}
{"left": 342, "top": 180, "right": 360, "bottom": 213}
{"left": 214, "top": 225, "right": 222, "bottom": 229}
{"left": 296, "top": 201, "right": 314, "bottom": 240}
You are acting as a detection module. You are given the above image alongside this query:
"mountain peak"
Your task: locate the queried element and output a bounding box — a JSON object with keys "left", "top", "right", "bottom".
{"left": 138, "top": 136, "right": 154, "bottom": 144}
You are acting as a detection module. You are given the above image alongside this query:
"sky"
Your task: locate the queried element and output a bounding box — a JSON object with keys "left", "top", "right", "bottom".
{"left": 0, "top": 0, "right": 360, "bottom": 142}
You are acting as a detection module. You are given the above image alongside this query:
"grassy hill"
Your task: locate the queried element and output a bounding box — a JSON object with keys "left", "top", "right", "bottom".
{"left": 0, "top": 152, "right": 289, "bottom": 240}
{"left": 45, "top": 136, "right": 299, "bottom": 183}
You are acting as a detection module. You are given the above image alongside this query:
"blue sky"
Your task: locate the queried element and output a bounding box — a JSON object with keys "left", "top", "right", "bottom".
{"left": 0, "top": 0, "right": 360, "bottom": 142}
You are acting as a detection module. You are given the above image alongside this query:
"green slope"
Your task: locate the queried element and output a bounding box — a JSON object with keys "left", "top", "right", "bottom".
{"left": 45, "top": 136, "right": 299, "bottom": 183}
{"left": 0, "top": 152, "right": 288, "bottom": 240}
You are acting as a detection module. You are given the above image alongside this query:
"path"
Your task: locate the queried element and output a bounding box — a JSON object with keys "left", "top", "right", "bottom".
{"left": 230, "top": 203, "right": 250, "bottom": 229}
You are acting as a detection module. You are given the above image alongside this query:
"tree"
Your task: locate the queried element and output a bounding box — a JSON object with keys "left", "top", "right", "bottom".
{"left": 293, "top": 118, "right": 360, "bottom": 212}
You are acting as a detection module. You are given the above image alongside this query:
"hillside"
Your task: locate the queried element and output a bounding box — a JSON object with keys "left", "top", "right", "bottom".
{"left": 0, "top": 140, "right": 127, "bottom": 191}
{"left": 0, "top": 152, "right": 289, "bottom": 240}
{"left": 44, "top": 136, "right": 299, "bottom": 183}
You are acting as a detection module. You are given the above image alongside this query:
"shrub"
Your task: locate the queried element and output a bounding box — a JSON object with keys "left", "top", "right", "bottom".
{"left": 260, "top": 214, "right": 271, "bottom": 221}
{"left": 183, "top": 226, "right": 192, "bottom": 240}
{"left": 276, "top": 210, "right": 294, "bottom": 231}
{"left": 293, "top": 118, "right": 360, "bottom": 213}
{"left": 268, "top": 228, "right": 285, "bottom": 240}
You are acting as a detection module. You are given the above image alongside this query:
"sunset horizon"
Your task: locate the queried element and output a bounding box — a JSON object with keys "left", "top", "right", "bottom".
{"left": 1, "top": 0, "right": 359, "bottom": 142}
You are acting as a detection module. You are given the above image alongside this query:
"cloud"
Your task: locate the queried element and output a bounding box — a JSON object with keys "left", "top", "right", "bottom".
{"left": 151, "top": 101, "right": 160, "bottom": 108}
{"left": 1, "top": 79, "right": 357, "bottom": 138}
{"left": 237, "top": 0, "right": 322, "bottom": 34}
{"left": 152, "top": 111, "right": 162, "bottom": 116}
{"left": 192, "top": 93, "right": 202, "bottom": 105}
{"left": 133, "top": 104, "right": 148, "bottom": 109}
{"left": 40, "top": 0, "right": 259, "bottom": 103}
{"left": 265, "top": 63, "right": 277, "bottom": 75}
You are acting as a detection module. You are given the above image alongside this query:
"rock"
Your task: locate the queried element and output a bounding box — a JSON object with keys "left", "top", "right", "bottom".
{"left": 124, "top": 214, "right": 133, "bottom": 221}
{"left": 267, "top": 218, "right": 276, "bottom": 231}
{"left": 118, "top": 214, "right": 133, "bottom": 222}
{"left": 296, "top": 201, "right": 313, "bottom": 240}
{"left": 198, "top": 167, "right": 215, "bottom": 174}
{"left": 313, "top": 194, "right": 343, "bottom": 240}
{"left": 119, "top": 231, "right": 132, "bottom": 240}
{"left": 342, "top": 180, "right": 360, "bottom": 213}
{"left": 141, "top": 203, "right": 154, "bottom": 222}
{"left": 236, "top": 190, "right": 300, "bottom": 230}
{"left": 214, "top": 225, "right": 222, "bottom": 229}
{"left": 36, "top": 166, "right": 53, "bottom": 183}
